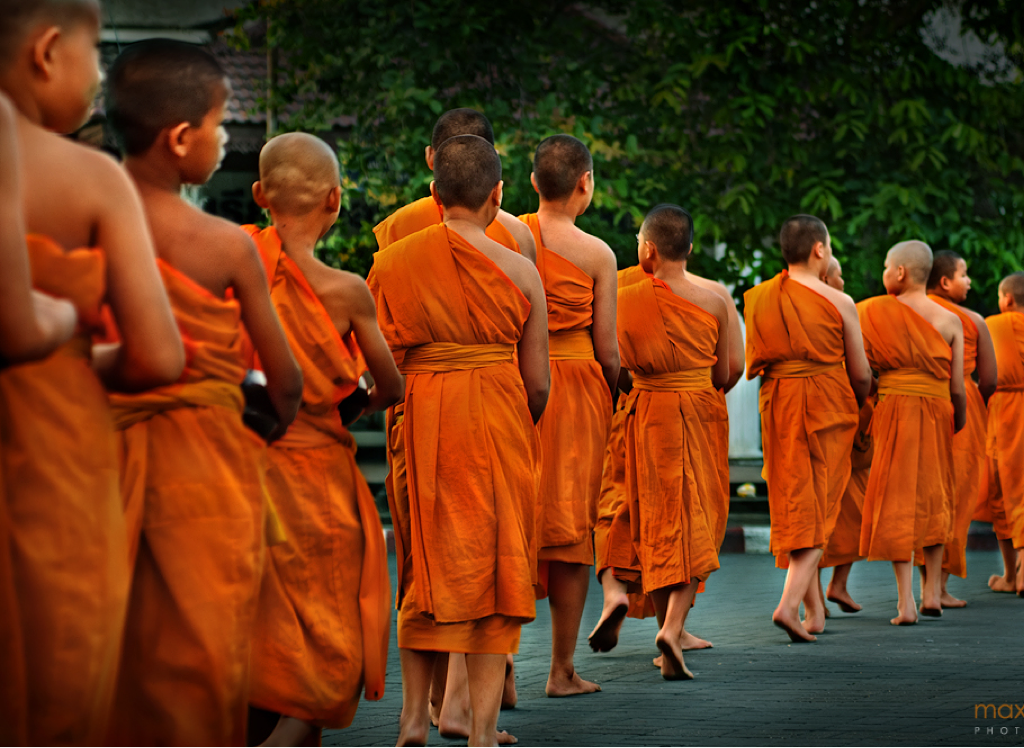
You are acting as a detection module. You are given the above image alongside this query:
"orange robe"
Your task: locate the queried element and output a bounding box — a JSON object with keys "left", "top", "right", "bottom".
{"left": 519, "top": 213, "right": 612, "bottom": 592}
{"left": 618, "top": 278, "right": 729, "bottom": 592}
{"left": 108, "top": 261, "right": 266, "bottom": 746}
{"left": 244, "top": 226, "right": 390, "bottom": 729}
{"left": 744, "top": 271, "right": 859, "bottom": 567}
{"left": 857, "top": 295, "right": 955, "bottom": 562}
{"left": 982, "top": 311, "right": 1024, "bottom": 549}
{"left": 929, "top": 296, "right": 987, "bottom": 577}
{"left": 820, "top": 398, "right": 874, "bottom": 568}
{"left": 0, "top": 235, "right": 127, "bottom": 746}
{"left": 368, "top": 224, "right": 539, "bottom": 654}
{"left": 373, "top": 195, "right": 520, "bottom": 252}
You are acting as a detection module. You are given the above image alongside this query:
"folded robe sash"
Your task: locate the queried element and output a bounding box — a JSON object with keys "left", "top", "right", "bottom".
{"left": 877, "top": 369, "right": 950, "bottom": 400}
{"left": 400, "top": 342, "right": 515, "bottom": 373}
{"left": 549, "top": 329, "right": 595, "bottom": 360}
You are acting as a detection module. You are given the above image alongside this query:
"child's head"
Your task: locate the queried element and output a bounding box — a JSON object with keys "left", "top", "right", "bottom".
{"left": 637, "top": 204, "right": 692, "bottom": 272}
{"left": 0, "top": 0, "right": 102, "bottom": 133}
{"left": 107, "top": 38, "right": 230, "bottom": 184}
{"left": 430, "top": 134, "right": 502, "bottom": 217}
{"left": 531, "top": 134, "right": 593, "bottom": 210}
{"left": 882, "top": 241, "right": 932, "bottom": 295}
{"left": 998, "top": 272, "right": 1024, "bottom": 313}
{"left": 253, "top": 132, "right": 341, "bottom": 235}
{"left": 823, "top": 257, "right": 844, "bottom": 291}
{"left": 927, "top": 250, "right": 970, "bottom": 303}
{"left": 780, "top": 215, "right": 831, "bottom": 270}
{"left": 426, "top": 108, "right": 493, "bottom": 169}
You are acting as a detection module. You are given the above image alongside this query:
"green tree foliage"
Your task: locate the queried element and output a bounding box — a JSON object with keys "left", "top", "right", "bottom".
{"left": 232, "top": 0, "right": 1023, "bottom": 312}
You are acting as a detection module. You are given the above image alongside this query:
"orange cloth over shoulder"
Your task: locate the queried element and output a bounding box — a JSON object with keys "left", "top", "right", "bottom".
{"left": 368, "top": 224, "right": 539, "bottom": 654}
{"left": 983, "top": 311, "right": 1024, "bottom": 549}
{"left": 373, "top": 195, "right": 520, "bottom": 252}
{"left": 929, "top": 296, "right": 987, "bottom": 576}
{"left": 618, "top": 278, "right": 729, "bottom": 592}
{"left": 857, "top": 295, "right": 954, "bottom": 562}
{"left": 519, "top": 213, "right": 612, "bottom": 589}
{"left": 243, "top": 226, "right": 390, "bottom": 729}
{"left": 0, "top": 235, "right": 126, "bottom": 746}
{"left": 744, "top": 271, "right": 859, "bottom": 567}
{"left": 107, "top": 260, "right": 266, "bottom": 746}
{"left": 821, "top": 398, "right": 874, "bottom": 568}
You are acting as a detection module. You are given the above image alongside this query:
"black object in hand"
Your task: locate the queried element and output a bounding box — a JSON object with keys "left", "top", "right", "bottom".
{"left": 241, "top": 369, "right": 279, "bottom": 441}
{"left": 338, "top": 373, "right": 372, "bottom": 427}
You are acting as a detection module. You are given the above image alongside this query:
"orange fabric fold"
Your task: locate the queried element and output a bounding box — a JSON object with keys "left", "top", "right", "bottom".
{"left": 519, "top": 214, "right": 611, "bottom": 587}
{"left": 744, "top": 271, "right": 859, "bottom": 567}
{"left": 618, "top": 278, "right": 728, "bottom": 592}
{"left": 373, "top": 196, "right": 520, "bottom": 252}
{"left": 369, "top": 224, "right": 539, "bottom": 652}
{"left": 982, "top": 311, "right": 1024, "bottom": 549}
{"left": 108, "top": 260, "right": 266, "bottom": 746}
{"left": 0, "top": 235, "right": 126, "bottom": 746}
{"left": 821, "top": 398, "right": 874, "bottom": 568}
{"left": 857, "top": 295, "right": 955, "bottom": 562}
{"left": 243, "top": 226, "right": 390, "bottom": 728}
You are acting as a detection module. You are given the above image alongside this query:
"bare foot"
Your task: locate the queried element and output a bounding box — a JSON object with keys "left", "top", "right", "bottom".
{"left": 496, "top": 730, "right": 518, "bottom": 745}
{"left": 918, "top": 603, "right": 942, "bottom": 618}
{"left": 772, "top": 606, "right": 816, "bottom": 643}
{"left": 588, "top": 599, "right": 628, "bottom": 653}
{"left": 501, "top": 655, "right": 517, "bottom": 710}
{"left": 989, "top": 574, "right": 1016, "bottom": 593}
{"left": 824, "top": 605, "right": 831, "bottom": 619}
{"left": 826, "top": 589, "right": 862, "bottom": 613}
{"left": 545, "top": 669, "right": 601, "bottom": 697}
{"left": 940, "top": 591, "right": 967, "bottom": 608}
{"left": 890, "top": 610, "right": 918, "bottom": 626}
{"left": 655, "top": 630, "right": 694, "bottom": 680}
{"left": 437, "top": 702, "right": 471, "bottom": 740}
{"left": 801, "top": 609, "right": 826, "bottom": 635}
{"left": 397, "top": 713, "right": 428, "bottom": 747}
{"left": 679, "top": 630, "right": 712, "bottom": 650}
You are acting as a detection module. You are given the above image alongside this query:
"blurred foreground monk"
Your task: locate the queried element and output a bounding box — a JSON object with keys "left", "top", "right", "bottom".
{"left": 0, "top": 5, "right": 185, "bottom": 744}
{"left": 745, "top": 215, "right": 870, "bottom": 642}
{"left": 926, "top": 251, "right": 996, "bottom": 606}
{"left": 372, "top": 107, "right": 529, "bottom": 730}
{"left": 519, "top": 134, "right": 617, "bottom": 696}
{"left": 857, "top": 241, "right": 965, "bottom": 625}
{"left": 244, "top": 132, "right": 403, "bottom": 745}
{"left": 104, "top": 40, "right": 302, "bottom": 744}
{"left": 982, "top": 272, "right": 1024, "bottom": 596}
{"left": 368, "top": 135, "right": 550, "bottom": 747}
{"left": 618, "top": 204, "right": 731, "bottom": 679}
{"left": 817, "top": 258, "right": 870, "bottom": 615}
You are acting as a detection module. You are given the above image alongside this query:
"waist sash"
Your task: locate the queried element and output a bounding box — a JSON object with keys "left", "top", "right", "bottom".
{"left": 877, "top": 368, "right": 950, "bottom": 400}
{"left": 763, "top": 360, "right": 842, "bottom": 379}
{"left": 110, "top": 379, "right": 244, "bottom": 430}
{"left": 632, "top": 368, "right": 712, "bottom": 392}
{"left": 996, "top": 382, "right": 1024, "bottom": 393}
{"left": 549, "top": 330, "right": 595, "bottom": 361}
{"left": 399, "top": 342, "right": 515, "bottom": 374}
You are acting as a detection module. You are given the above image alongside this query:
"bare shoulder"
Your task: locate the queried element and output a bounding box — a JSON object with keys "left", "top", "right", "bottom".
{"left": 690, "top": 274, "right": 736, "bottom": 306}
{"left": 924, "top": 298, "right": 963, "bottom": 341}
{"left": 312, "top": 263, "right": 374, "bottom": 313}
{"left": 685, "top": 280, "right": 728, "bottom": 320}
{"left": 814, "top": 282, "right": 857, "bottom": 317}
{"left": 479, "top": 234, "right": 541, "bottom": 293}
{"left": 497, "top": 210, "right": 534, "bottom": 246}
{"left": 960, "top": 305, "right": 986, "bottom": 329}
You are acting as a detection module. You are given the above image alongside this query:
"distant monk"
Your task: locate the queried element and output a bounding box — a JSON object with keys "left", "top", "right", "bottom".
{"left": 368, "top": 134, "right": 549, "bottom": 747}
{"left": 745, "top": 215, "right": 870, "bottom": 642}
{"left": 519, "top": 134, "right": 618, "bottom": 696}
{"left": 981, "top": 272, "right": 1024, "bottom": 596}
{"left": 0, "top": 5, "right": 184, "bottom": 744}
{"left": 857, "top": 241, "right": 966, "bottom": 625}
{"left": 617, "top": 204, "right": 730, "bottom": 679}
{"left": 105, "top": 40, "right": 303, "bottom": 744}
{"left": 244, "top": 133, "right": 404, "bottom": 745}
{"left": 926, "top": 250, "right": 997, "bottom": 606}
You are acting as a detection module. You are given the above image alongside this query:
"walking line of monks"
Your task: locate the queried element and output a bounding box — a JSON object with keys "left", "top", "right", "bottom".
{"left": 2, "top": 4, "right": 1023, "bottom": 747}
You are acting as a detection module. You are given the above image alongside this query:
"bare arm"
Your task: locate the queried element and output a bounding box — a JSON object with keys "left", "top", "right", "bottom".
{"left": 710, "top": 295, "right": 731, "bottom": 390}
{"left": 230, "top": 234, "right": 303, "bottom": 437}
{"left": 516, "top": 265, "right": 550, "bottom": 423}
{"left": 497, "top": 210, "right": 537, "bottom": 265}
{"left": 591, "top": 246, "right": 621, "bottom": 396}
{"left": 344, "top": 278, "right": 404, "bottom": 414}
{"left": 94, "top": 157, "right": 184, "bottom": 390}
{"left": 973, "top": 314, "right": 998, "bottom": 404}
{"left": 948, "top": 321, "right": 967, "bottom": 433}
{"left": 839, "top": 297, "right": 872, "bottom": 407}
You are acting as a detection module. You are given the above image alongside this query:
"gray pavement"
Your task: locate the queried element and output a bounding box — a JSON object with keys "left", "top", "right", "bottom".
{"left": 326, "top": 550, "right": 1024, "bottom": 747}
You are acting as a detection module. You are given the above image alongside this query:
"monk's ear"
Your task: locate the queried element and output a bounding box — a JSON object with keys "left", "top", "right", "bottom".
{"left": 326, "top": 185, "right": 341, "bottom": 214}
{"left": 30, "top": 26, "right": 62, "bottom": 80}
{"left": 252, "top": 181, "right": 270, "bottom": 209}
{"left": 492, "top": 180, "right": 504, "bottom": 208}
{"left": 530, "top": 172, "right": 540, "bottom": 196}
{"left": 577, "top": 170, "right": 592, "bottom": 194}
{"left": 812, "top": 241, "right": 825, "bottom": 260}
{"left": 167, "top": 121, "right": 191, "bottom": 159}
{"left": 429, "top": 180, "right": 441, "bottom": 205}
{"left": 425, "top": 145, "right": 435, "bottom": 171}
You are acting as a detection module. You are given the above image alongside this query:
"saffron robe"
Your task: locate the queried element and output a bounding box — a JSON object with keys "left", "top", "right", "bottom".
{"left": 820, "top": 398, "right": 874, "bottom": 568}
{"left": 857, "top": 295, "right": 955, "bottom": 562}
{"left": 244, "top": 226, "right": 390, "bottom": 729}
{"left": 744, "top": 271, "right": 859, "bottom": 567}
{"left": 368, "top": 224, "right": 539, "bottom": 654}
{"left": 373, "top": 196, "right": 520, "bottom": 252}
{"left": 983, "top": 311, "right": 1024, "bottom": 549}
{"left": 519, "top": 213, "right": 612, "bottom": 589}
{"left": 619, "top": 278, "right": 729, "bottom": 592}
{"left": 0, "top": 235, "right": 127, "bottom": 746}
{"left": 108, "top": 261, "right": 266, "bottom": 746}
{"left": 929, "top": 296, "right": 988, "bottom": 577}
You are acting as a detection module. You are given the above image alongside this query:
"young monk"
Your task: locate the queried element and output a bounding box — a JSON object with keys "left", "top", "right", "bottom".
{"left": 857, "top": 241, "right": 966, "bottom": 625}
{"left": 982, "top": 272, "right": 1024, "bottom": 596}
{"left": 369, "top": 134, "right": 549, "bottom": 747}
{"left": 926, "top": 250, "right": 997, "bottom": 606}
{"left": 745, "top": 215, "right": 871, "bottom": 642}
{"left": 518, "top": 134, "right": 617, "bottom": 696}
{"left": 616, "top": 204, "right": 730, "bottom": 679}
{"left": 0, "top": 4, "right": 184, "bottom": 744}
{"left": 243, "top": 132, "right": 403, "bottom": 746}
{"left": 104, "top": 39, "right": 303, "bottom": 744}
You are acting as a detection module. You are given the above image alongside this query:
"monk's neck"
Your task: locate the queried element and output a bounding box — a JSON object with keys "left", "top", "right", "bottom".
{"left": 536, "top": 202, "right": 580, "bottom": 225}
{"left": 444, "top": 217, "right": 488, "bottom": 241}
{"left": 786, "top": 264, "right": 823, "bottom": 285}
{"left": 271, "top": 215, "right": 321, "bottom": 259}
{"left": 928, "top": 289, "right": 962, "bottom": 306}
{"left": 653, "top": 262, "right": 687, "bottom": 285}
{"left": 895, "top": 287, "right": 928, "bottom": 301}
{"left": 125, "top": 156, "right": 185, "bottom": 196}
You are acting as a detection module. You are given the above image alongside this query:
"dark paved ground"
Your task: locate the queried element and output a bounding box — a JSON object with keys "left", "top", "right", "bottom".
{"left": 326, "top": 550, "right": 1024, "bottom": 747}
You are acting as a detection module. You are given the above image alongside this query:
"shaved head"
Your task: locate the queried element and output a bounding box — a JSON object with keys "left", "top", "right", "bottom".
{"left": 1000, "top": 272, "right": 1024, "bottom": 307}
{"left": 431, "top": 108, "right": 494, "bottom": 150}
{"left": 779, "top": 215, "right": 829, "bottom": 265}
{"left": 0, "top": 0, "right": 99, "bottom": 68}
{"left": 433, "top": 134, "right": 501, "bottom": 211}
{"left": 258, "top": 133, "right": 339, "bottom": 216}
{"left": 533, "top": 134, "right": 593, "bottom": 202}
{"left": 887, "top": 240, "right": 933, "bottom": 285}
{"left": 926, "top": 249, "right": 963, "bottom": 290}
{"left": 641, "top": 204, "right": 693, "bottom": 261}
{"left": 107, "top": 38, "right": 228, "bottom": 156}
